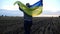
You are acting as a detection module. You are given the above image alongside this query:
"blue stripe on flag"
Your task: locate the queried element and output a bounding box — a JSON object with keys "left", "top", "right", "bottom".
{"left": 30, "top": 0, "right": 43, "bottom": 7}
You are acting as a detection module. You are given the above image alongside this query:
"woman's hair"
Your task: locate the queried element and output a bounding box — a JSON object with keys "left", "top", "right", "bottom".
{"left": 26, "top": 3, "right": 30, "bottom": 7}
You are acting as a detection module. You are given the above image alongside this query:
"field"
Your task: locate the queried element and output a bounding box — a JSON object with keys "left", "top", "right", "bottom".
{"left": 0, "top": 16, "right": 60, "bottom": 34}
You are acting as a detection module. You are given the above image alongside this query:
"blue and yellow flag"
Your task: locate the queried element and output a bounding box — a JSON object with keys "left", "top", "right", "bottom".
{"left": 14, "top": 0, "right": 43, "bottom": 16}
{"left": 30, "top": 0, "right": 43, "bottom": 7}
{"left": 30, "top": 0, "right": 43, "bottom": 16}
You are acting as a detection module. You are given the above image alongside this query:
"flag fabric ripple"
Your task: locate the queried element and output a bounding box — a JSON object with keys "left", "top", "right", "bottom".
{"left": 14, "top": 0, "right": 43, "bottom": 16}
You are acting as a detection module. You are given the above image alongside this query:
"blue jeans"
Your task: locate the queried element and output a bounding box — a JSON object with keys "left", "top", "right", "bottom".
{"left": 24, "top": 20, "right": 32, "bottom": 34}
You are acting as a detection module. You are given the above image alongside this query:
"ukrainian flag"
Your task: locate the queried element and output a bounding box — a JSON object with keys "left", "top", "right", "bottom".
{"left": 14, "top": 0, "right": 43, "bottom": 16}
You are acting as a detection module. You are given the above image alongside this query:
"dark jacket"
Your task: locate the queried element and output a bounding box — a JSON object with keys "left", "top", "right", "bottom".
{"left": 19, "top": 5, "right": 32, "bottom": 21}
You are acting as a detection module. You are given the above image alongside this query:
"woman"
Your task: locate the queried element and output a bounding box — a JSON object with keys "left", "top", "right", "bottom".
{"left": 14, "top": 0, "right": 42, "bottom": 34}
{"left": 19, "top": 3, "right": 32, "bottom": 34}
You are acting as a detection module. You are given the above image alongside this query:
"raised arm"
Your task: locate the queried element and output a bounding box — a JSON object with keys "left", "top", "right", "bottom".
{"left": 14, "top": 1, "right": 43, "bottom": 16}
{"left": 14, "top": 1, "right": 30, "bottom": 11}
{"left": 14, "top": 1, "right": 32, "bottom": 16}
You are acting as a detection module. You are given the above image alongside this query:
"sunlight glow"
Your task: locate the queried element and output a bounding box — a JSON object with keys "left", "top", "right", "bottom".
{"left": 34, "top": 14, "right": 59, "bottom": 17}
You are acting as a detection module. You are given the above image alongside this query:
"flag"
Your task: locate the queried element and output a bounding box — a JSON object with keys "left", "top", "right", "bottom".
{"left": 30, "top": 0, "right": 43, "bottom": 7}
{"left": 14, "top": 0, "right": 43, "bottom": 16}
{"left": 30, "top": 0, "right": 43, "bottom": 16}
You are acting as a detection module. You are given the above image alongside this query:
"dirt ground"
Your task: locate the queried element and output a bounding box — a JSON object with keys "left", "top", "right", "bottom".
{"left": 0, "top": 17, "right": 60, "bottom": 34}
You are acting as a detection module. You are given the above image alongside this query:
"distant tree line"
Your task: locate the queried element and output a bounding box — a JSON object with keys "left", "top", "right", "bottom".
{"left": 59, "top": 16, "right": 60, "bottom": 18}
{"left": 0, "top": 15, "right": 7, "bottom": 17}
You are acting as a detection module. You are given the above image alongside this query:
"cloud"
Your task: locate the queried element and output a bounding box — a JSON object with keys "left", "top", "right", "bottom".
{"left": 1, "top": 5, "right": 19, "bottom": 10}
{"left": 18, "top": 0, "right": 39, "bottom": 5}
{"left": 43, "top": 0, "right": 60, "bottom": 12}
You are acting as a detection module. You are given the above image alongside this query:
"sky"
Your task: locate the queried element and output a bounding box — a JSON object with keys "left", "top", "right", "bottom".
{"left": 0, "top": 0, "right": 60, "bottom": 17}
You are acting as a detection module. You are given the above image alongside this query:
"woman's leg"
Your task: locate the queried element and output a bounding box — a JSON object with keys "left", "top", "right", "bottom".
{"left": 24, "top": 20, "right": 32, "bottom": 34}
